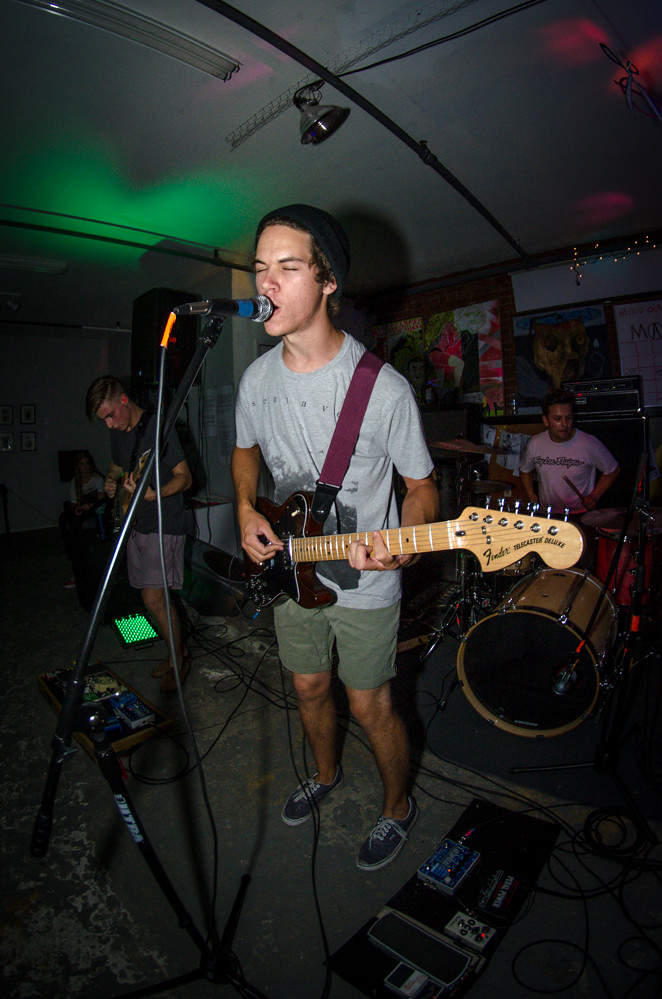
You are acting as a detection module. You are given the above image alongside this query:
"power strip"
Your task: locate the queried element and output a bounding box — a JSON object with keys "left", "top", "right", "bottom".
{"left": 444, "top": 912, "right": 497, "bottom": 954}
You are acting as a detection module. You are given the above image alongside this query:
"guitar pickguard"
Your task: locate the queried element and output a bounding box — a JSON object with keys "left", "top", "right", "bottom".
{"left": 246, "top": 493, "right": 336, "bottom": 609}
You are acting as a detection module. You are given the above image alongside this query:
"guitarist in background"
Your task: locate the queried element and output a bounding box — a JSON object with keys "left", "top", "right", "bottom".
{"left": 86, "top": 377, "right": 193, "bottom": 693}
{"left": 232, "top": 205, "right": 439, "bottom": 871}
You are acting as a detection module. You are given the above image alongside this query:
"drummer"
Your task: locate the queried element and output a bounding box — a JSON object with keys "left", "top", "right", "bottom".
{"left": 519, "top": 388, "right": 620, "bottom": 568}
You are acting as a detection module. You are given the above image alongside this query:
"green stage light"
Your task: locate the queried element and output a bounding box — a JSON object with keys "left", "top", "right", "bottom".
{"left": 112, "top": 613, "right": 159, "bottom": 648}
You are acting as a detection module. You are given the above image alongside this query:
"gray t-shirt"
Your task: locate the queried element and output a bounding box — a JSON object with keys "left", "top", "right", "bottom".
{"left": 234, "top": 333, "right": 434, "bottom": 608}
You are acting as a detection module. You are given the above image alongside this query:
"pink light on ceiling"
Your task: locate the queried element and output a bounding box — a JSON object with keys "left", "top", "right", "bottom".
{"left": 541, "top": 19, "right": 609, "bottom": 66}
{"left": 574, "top": 191, "right": 635, "bottom": 228}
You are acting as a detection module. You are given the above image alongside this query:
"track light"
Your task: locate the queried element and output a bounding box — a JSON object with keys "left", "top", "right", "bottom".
{"left": 293, "top": 83, "right": 350, "bottom": 145}
{"left": 0, "top": 254, "right": 67, "bottom": 274}
{"left": 13, "top": 0, "right": 240, "bottom": 80}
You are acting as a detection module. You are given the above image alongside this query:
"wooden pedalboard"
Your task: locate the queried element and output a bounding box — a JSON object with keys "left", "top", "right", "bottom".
{"left": 37, "top": 665, "right": 173, "bottom": 759}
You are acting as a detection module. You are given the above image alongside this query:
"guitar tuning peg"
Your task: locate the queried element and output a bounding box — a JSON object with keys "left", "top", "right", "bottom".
{"left": 546, "top": 505, "right": 552, "bottom": 519}
{"left": 514, "top": 500, "right": 520, "bottom": 514}
{"left": 563, "top": 507, "right": 570, "bottom": 522}
{"left": 498, "top": 497, "right": 505, "bottom": 511}
{"left": 484, "top": 496, "right": 491, "bottom": 508}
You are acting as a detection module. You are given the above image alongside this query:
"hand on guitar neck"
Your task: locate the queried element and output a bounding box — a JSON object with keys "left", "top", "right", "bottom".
{"left": 243, "top": 491, "right": 585, "bottom": 608}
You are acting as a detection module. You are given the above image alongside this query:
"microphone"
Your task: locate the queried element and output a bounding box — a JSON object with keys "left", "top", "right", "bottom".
{"left": 552, "top": 661, "right": 578, "bottom": 696}
{"left": 173, "top": 295, "right": 273, "bottom": 323}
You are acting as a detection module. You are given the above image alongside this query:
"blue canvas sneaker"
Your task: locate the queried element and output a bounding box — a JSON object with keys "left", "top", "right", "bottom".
{"left": 281, "top": 765, "right": 344, "bottom": 826}
{"left": 356, "top": 796, "right": 419, "bottom": 871}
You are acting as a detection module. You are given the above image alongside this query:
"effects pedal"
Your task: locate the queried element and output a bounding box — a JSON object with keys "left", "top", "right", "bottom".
{"left": 444, "top": 912, "right": 497, "bottom": 954}
{"left": 113, "top": 691, "right": 155, "bottom": 730}
{"left": 417, "top": 838, "right": 481, "bottom": 895}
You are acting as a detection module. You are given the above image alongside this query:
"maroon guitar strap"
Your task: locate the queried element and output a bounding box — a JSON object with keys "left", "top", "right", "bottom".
{"left": 311, "top": 350, "right": 384, "bottom": 524}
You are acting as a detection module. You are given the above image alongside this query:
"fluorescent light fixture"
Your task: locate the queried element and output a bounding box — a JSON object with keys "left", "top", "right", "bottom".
{"left": 0, "top": 254, "right": 67, "bottom": 273}
{"left": 14, "top": 0, "right": 240, "bottom": 80}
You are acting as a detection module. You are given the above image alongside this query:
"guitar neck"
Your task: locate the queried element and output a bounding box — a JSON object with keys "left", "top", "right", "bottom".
{"left": 292, "top": 522, "right": 453, "bottom": 563}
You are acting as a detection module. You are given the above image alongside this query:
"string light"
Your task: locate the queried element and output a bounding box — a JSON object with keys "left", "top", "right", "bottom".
{"left": 569, "top": 234, "right": 658, "bottom": 285}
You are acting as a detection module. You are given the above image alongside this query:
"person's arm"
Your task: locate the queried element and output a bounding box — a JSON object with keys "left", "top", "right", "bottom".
{"left": 104, "top": 460, "right": 124, "bottom": 499}
{"left": 349, "top": 472, "right": 439, "bottom": 571}
{"left": 583, "top": 464, "right": 620, "bottom": 510}
{"left": 130, "top": 459, "right": 193, "bottom": 501}
{"left": 231, "top": 444, "right": 284, "bottom": 564}
{"left": 519, "top": 468, "right": 539, "bottom": 507}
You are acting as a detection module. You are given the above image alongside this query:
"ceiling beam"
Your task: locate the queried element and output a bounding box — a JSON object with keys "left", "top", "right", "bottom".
{"left": 197, "top": 0, "right": 529, "bottom": 262}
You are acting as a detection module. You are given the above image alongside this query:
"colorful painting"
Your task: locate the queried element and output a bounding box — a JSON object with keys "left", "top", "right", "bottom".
{"left": 369, "top": 317, "right": 430, "bottom": 404}
{"left": 514, "top": 304, "right": 611, "bottom": 413}
{"left": 425, "top": 300, "right": 503, "bottom": 416}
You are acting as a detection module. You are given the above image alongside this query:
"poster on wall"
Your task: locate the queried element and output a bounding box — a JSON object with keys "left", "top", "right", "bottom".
{"left": 425, "top": 300, "right": 503, "bottom": 416}
{"left": 369, "top": 317, "right": 427, "bottom": 403}
{"left": 514, "top": 304, "right": 612, "bottom": 414}
{"left": 613, "top": 298, "right": 662, "bottom": 407}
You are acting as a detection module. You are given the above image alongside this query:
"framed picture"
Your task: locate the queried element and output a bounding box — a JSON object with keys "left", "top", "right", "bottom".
{"left": 20, "top": 404, "right": 36, "bottom": 424}
{"left": 0, "top": 432, "right": 13, "bottom": 452}
{"left": 0, "top": 405, "right": 12, "bottom": 425}
{"left": 21, "top": 431, "right": 36, "bottom": 452}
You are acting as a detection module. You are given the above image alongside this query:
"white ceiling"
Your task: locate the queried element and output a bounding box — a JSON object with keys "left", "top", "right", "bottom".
{"left": 1, "top": 0, "right": 661, "bottom": 333}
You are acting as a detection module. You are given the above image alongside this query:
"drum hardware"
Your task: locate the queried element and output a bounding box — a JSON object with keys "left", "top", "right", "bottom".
{"left": 510, "top": 453, "right": 658, "bottom": 846}
{"left": 457, "top": 568, "right": 618, "bottom": 737}
{"left": 430, "top": 437, "right": 506, "bottom": 456}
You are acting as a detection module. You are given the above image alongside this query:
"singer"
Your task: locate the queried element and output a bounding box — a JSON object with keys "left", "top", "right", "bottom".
{"left": 231, "top": 204, "right": 438, "bottom": 871}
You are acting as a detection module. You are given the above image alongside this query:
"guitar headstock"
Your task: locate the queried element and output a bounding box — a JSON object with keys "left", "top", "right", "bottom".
{"left": 458, "top": 507, "right": 584, "bottom": 572}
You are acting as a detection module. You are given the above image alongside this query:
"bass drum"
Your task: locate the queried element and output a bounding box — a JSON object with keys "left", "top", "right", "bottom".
{"left": 457, "top": 569, "right": 618, "bottom": 737}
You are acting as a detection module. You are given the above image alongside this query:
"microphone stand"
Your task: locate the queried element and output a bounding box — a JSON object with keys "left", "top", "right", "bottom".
{"left": 512, "top": 453, "right": 657, "bottom": 845}
{"left": 31, "top": 316, "right": 270, "bottom": 999}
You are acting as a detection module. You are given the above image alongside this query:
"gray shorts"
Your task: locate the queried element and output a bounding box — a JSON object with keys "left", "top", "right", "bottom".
{"left": 127, "top": 531, "right": 185, "bottom": 590}
{"left": 273, "top": 599, "right": 400, "bottom": 690}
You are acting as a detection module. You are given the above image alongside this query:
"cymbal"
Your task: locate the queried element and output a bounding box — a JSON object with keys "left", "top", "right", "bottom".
{"left": 430, "top": 437, "right": 506, "bottom": 455}
{"left": 469, "top": 480, "right": 507, "bottom": 495}
{"left": 581, "top": 507, "right": 662, "bottom": 535}
{"left": 581, "top": 507, "right": 626, "bottom": 529}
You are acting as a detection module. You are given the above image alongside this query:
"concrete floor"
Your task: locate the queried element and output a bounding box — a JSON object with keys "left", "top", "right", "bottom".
{"left": 2, "top": 528, "right": 661, "bottom": 999}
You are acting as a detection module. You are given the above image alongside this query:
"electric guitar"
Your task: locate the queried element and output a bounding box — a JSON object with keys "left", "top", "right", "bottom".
{"left": 113, "top": 449, "right": 152, "bottom": 532}
{"left": 244, "top": 491, "right": 585, "bottom": 608}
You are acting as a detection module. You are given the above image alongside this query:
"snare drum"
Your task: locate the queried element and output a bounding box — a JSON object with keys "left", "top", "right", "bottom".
{"left": 457, "top": 568, "right": 618, "bottom": 737}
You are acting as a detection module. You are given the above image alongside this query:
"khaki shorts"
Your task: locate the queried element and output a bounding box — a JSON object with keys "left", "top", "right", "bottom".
{"left": 127, "top": 531, "right": 185, "bottom": 589}
{"left": 273, "top": 598, "right": 400, "bottom": 690}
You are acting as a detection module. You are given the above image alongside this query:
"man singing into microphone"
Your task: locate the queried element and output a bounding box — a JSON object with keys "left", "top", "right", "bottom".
{"left": 86, "top": 377, "right": 193, "bottom": 692}
{"left": 231, "top": 204, "right": 438, "bottom": 870}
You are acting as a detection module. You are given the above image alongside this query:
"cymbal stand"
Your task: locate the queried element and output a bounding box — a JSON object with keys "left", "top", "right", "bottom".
{"left": 420, "top": 458, "right": 497, "bottom": 663}
{"left": 512, "top": 453, "right": 657, "bottom": 846}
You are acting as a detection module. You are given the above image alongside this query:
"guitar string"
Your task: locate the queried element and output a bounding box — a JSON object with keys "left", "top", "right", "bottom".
{"left": 290, "top": 520, "right": 579, "bottom": 562}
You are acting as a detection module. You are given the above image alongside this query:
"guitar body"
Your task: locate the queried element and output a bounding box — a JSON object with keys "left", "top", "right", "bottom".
{"left": 245, "top": 493, "right": 336, "bottom": 609}
{"left": 113, "top": 449, "right": 152, "bottom": 532}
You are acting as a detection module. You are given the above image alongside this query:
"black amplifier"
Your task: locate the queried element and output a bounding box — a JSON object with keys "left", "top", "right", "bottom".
{"left": 562, "top": 377, "right": 641, "bottom": 415}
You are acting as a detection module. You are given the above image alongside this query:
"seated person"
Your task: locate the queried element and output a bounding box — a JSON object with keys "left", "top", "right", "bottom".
{"left": 60, "top": 450, "right": 106, "bottom": 588}
{"left": 520, "top": 388, "right": 619, "bottom": 570}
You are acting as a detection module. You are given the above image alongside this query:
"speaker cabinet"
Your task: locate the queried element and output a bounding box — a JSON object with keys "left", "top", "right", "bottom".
{"left": 131, "top": 288, "right": 198, "bottom": 388}
{"left": 575, "top": 414, "right": 648, "bottom": 508}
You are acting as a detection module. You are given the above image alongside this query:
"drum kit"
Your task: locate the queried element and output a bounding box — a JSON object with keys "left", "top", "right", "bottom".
{"left": 424, "top": 438, "right": 661, "bottom": 738}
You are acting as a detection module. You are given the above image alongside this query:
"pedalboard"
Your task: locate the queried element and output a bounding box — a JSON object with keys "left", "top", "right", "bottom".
{"left": 444, "top": 912, "right": 497, "bottom": 954}
{"left": 417, "top": 838, "right": 481, "bottom": 895}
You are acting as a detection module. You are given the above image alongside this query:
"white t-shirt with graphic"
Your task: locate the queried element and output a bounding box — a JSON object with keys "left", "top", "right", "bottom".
{"left": 520, "top": 428, "right": 618, "bottom": 514}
